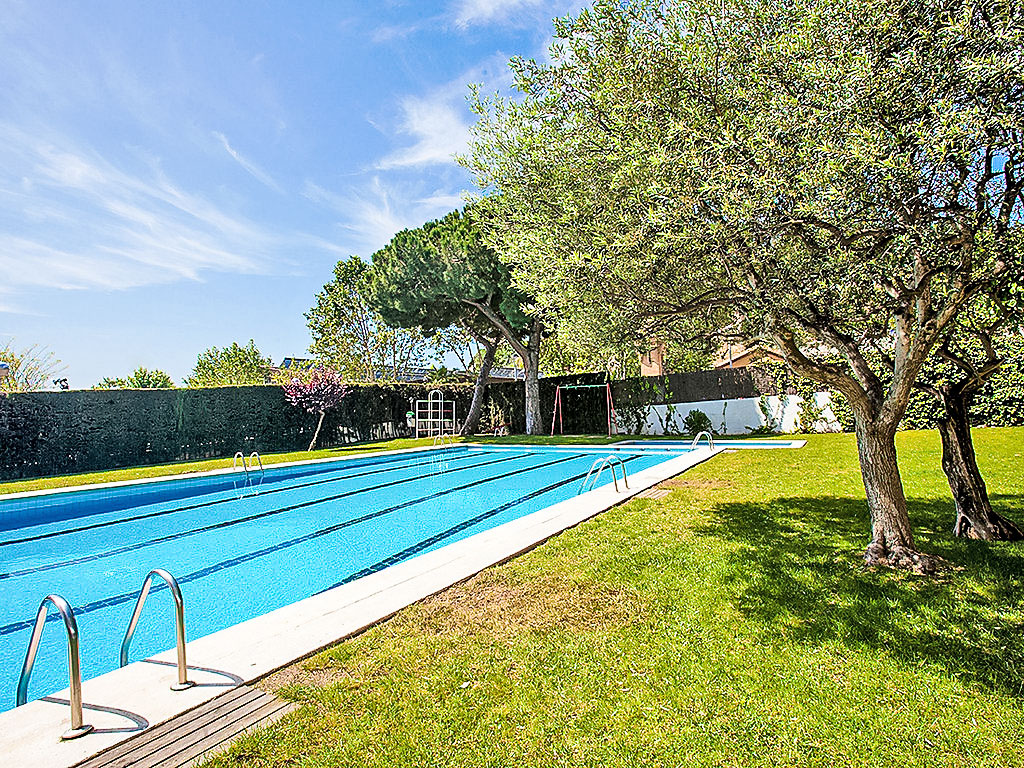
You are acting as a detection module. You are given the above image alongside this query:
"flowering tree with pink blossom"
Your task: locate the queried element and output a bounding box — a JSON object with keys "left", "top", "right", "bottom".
{"left": 282, "top": 368, "right": 349, "bottom": 450}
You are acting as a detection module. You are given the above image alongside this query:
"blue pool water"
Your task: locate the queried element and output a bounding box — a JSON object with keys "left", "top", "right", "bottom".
{"left": 0, "top": 445, "right": 686, "bottom": 713}
{"left": 614, "top": 439, "right": 803, "bottom": 448}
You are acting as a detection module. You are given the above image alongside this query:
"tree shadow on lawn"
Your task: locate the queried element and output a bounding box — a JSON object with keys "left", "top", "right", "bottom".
{"left": 695, "top": 493, "right": 1024, "bottom": 699}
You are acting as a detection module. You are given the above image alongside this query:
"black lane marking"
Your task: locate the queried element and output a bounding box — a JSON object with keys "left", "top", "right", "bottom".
{"left": 318, "top": 454, "right": 646, "bottom": 592}
{"left": 0, "top": 450, "right": 522, "bottom": 582}
{"left": 0, "top": 452, "right": 578, "bottom": 637}
{"left": 0, "top": 448, "right": 475, "bottom": 548}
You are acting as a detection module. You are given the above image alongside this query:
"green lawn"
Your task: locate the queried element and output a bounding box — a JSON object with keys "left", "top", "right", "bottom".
{"left": 194, "top": 428, "right": 1023, "bottom": 767}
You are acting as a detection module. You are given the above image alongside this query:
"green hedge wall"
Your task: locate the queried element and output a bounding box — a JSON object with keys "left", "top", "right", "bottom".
{"left": 0, "top": 384, "right": 472, "bottom": 481}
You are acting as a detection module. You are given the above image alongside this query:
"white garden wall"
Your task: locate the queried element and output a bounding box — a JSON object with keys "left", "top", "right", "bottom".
{"left": 631, "top": 392, "right": 840, "bottom": 435}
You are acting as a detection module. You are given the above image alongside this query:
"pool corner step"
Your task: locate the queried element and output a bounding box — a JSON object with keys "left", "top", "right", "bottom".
{"left": 72, "top": 685, "right": 297, "bottom": 768}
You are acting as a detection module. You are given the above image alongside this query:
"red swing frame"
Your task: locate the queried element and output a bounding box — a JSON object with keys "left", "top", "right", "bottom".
{"left": 550, "top": 382, "right": 620, "bottom": 437}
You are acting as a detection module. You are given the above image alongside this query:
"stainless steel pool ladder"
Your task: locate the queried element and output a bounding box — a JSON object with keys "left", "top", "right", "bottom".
{"left": 578, "top": 455, "right": 630, "bottom": 494}
{"left": 120, "top": 569, "right": 194, "bottom": 691}
{"left": 690, "top": 431, "right": 715, "bottom": 450}
{"left": 432, "top": 433, "right": 455, "bottom": 449}
{"left": 233, "top": 450, "right": 265, "bottom": 477}
{"left": 16, "top": 594, "right": 94, "bottom": 739}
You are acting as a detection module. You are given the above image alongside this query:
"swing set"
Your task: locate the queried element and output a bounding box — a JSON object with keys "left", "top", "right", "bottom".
{"left": 550, "top": 382, "right": 620, "bottom": 437}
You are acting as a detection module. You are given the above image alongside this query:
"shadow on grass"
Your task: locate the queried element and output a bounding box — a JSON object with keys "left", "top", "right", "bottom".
{"left": 696, "top": 493, "right": 1024, "bottom": 699}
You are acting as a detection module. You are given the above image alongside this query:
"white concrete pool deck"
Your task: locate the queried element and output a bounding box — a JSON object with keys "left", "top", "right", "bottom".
{"left": 0, "top": 443, "right": 724, "bottom": 768}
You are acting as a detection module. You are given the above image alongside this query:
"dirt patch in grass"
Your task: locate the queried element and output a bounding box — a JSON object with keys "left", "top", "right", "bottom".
{"left": 260, "top": 664, "right": 353, "bottom": 692}
{"left": 660, "top": 476, "right": 732, "bottom": 490}
{"left": 394, "top": 570, "right": 645, "bottom": 639}
{"left": 258, "top": 570, "right": 644, "bottom": 695}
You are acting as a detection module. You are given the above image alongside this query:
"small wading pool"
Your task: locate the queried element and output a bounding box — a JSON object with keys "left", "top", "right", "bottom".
{"left": 0, "top": 444, "right": 695, "bottom": 713}
{"left": 614, "top": 438, "right": 806, "bottom": 449}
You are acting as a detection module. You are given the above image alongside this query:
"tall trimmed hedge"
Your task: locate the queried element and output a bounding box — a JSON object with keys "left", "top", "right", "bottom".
{"left": 0, "top": 384, "right": 472, "bottom": 481}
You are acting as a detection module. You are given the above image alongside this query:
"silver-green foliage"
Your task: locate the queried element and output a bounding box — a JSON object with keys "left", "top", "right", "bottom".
{"left": 463, "top": 0, "right": 1024, "bottom": 567}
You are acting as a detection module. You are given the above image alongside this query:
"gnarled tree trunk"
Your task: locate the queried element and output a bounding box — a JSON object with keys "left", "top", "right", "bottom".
{"left": 461, "top": 336, "right": 497, "bottom": 436}
{"left": 854, "top": 418, "right": 937, "bottom": 571}
{"left": 937, "top": 387, "right": 1023, "bottom": 541}
{"left": 773, "top": 325, "right": 942, "bottom": 573}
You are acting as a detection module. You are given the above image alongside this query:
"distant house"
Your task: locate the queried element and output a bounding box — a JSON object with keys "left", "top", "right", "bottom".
{"left": 487, "top": 366, "right": 525, "bottom": 383}
{"left": 711, "top": 343, "right": 783, "bottom": 369}
{"left": 280, "top": 357, "right": 315, "bottom": 370}
{"left": 639, "top": 342, "right": 667, "bottom": 376}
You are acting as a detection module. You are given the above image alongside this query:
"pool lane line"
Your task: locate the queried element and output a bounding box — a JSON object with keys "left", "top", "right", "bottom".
{"left": 0, "top": 447, "right": 479, "bottom": 548}
{"left": 0, "top": 448, "right": 459, "bottom": 546}
{"left": 0, "top": 450, "right": 531, "bottom": 582}
{"left": 319, "top": 454, "right": 646, "bottom": 592}
{"left": 0, "top": 452, "right": 580, "bottom": 638}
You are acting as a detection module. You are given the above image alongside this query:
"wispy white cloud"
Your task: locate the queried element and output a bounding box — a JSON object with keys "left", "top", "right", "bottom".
{"left": 304, "top": 176, "right": 467, "bottom": 255}
{"left": 375, "top": 55, "right": 514, "bottom": 171}
{"left": 376, "top": 94, "right": 473, "bottom": 170}
{"left": 415, "top": 192, "right": 467, "bottom": 209}
{"left": 212, "top": 131, "right": 284, "bottom": 193}
{"left": 0, "top": 123, "right": 293, "bottom": 294}
{"left": 452, "top": 0, "right": 545, "bottom": 29}
{"left": 370, "top": 18, "right": 437, "bottom": 43}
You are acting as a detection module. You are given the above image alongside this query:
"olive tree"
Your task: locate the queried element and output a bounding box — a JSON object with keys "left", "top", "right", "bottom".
{"left": 463, "top": 0, "right": 1024, "bottom": 570}
{"left": 914, "top": 295, "right": 1024, "bottom": 540}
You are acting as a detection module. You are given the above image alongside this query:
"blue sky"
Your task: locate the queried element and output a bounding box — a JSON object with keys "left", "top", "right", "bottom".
{"left": 0, "top": 0, "right": 584, "bottom": 387}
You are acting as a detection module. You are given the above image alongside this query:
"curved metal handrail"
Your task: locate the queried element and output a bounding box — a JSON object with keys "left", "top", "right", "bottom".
{"left": 690, "top": 431, "right": 715, "bottom": 450}
{"left": 232, "top": 451, "right": 248, "bottom": 475}
{"left": 120, "top": 569, "right": 194, "bottom": 691}
{"left": 16, "top": 594, "right": 93, "bottom": 739}
{"left": 248, "top": 451, "right": 265, "bottom": 477}
{"left": 432, "top": 433, "right": 455, "bottom": 449}
{"left": 578, "top": 455, "right": 629, "bottom": 494}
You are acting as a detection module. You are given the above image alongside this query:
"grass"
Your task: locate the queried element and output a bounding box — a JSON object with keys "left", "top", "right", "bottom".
{"left": 193, "top": 427, "right": 1023, "bottom": 768}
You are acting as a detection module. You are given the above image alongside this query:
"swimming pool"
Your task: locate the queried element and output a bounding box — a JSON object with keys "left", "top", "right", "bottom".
{"left": 0, "top": 444, "right": 688, "bottom": 713}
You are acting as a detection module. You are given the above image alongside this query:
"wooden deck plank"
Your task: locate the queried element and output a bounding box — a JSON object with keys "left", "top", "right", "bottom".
{"left": 77, "top": 687, "right": 262, "bottom": 768}
{"left": 139, "top": 695, "right": 294, "bottom": 768}
{"left": 179, "top": 699, "right": 299, "bottom": 768}
{"left": 114, "top": 693, "right": 277, "bottom": 768}
{"left": 72, "top": 685, "right": 296, "bottom": 768}
{"left": 74, "top": 688, "right": 258, "bottom": 765}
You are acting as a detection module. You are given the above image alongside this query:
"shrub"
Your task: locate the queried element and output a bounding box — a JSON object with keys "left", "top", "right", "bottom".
{"left": 682, "top": 409, "right": 714, "bottom": 436}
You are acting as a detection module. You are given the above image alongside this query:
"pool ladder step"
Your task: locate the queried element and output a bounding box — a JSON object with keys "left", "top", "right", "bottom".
{"left": 690, "top": 431, "right": 715, "bottom": 450}
{"left": 432, "top": 433, "right": 455, "bottom": 449}
{"left": 578, "top": 455, "right": 629, "bottom": 494}
{"left": 15, "top": 568, "right": 193, "bottom": 740}
{"left": 233, "top": 450, "right": 265, "bottom": 477}
{"left": 16, "top": 594, "right": 92, "bottom": 740}
{"left": 120, "top": 569, "right": 194, "bottom": 691}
